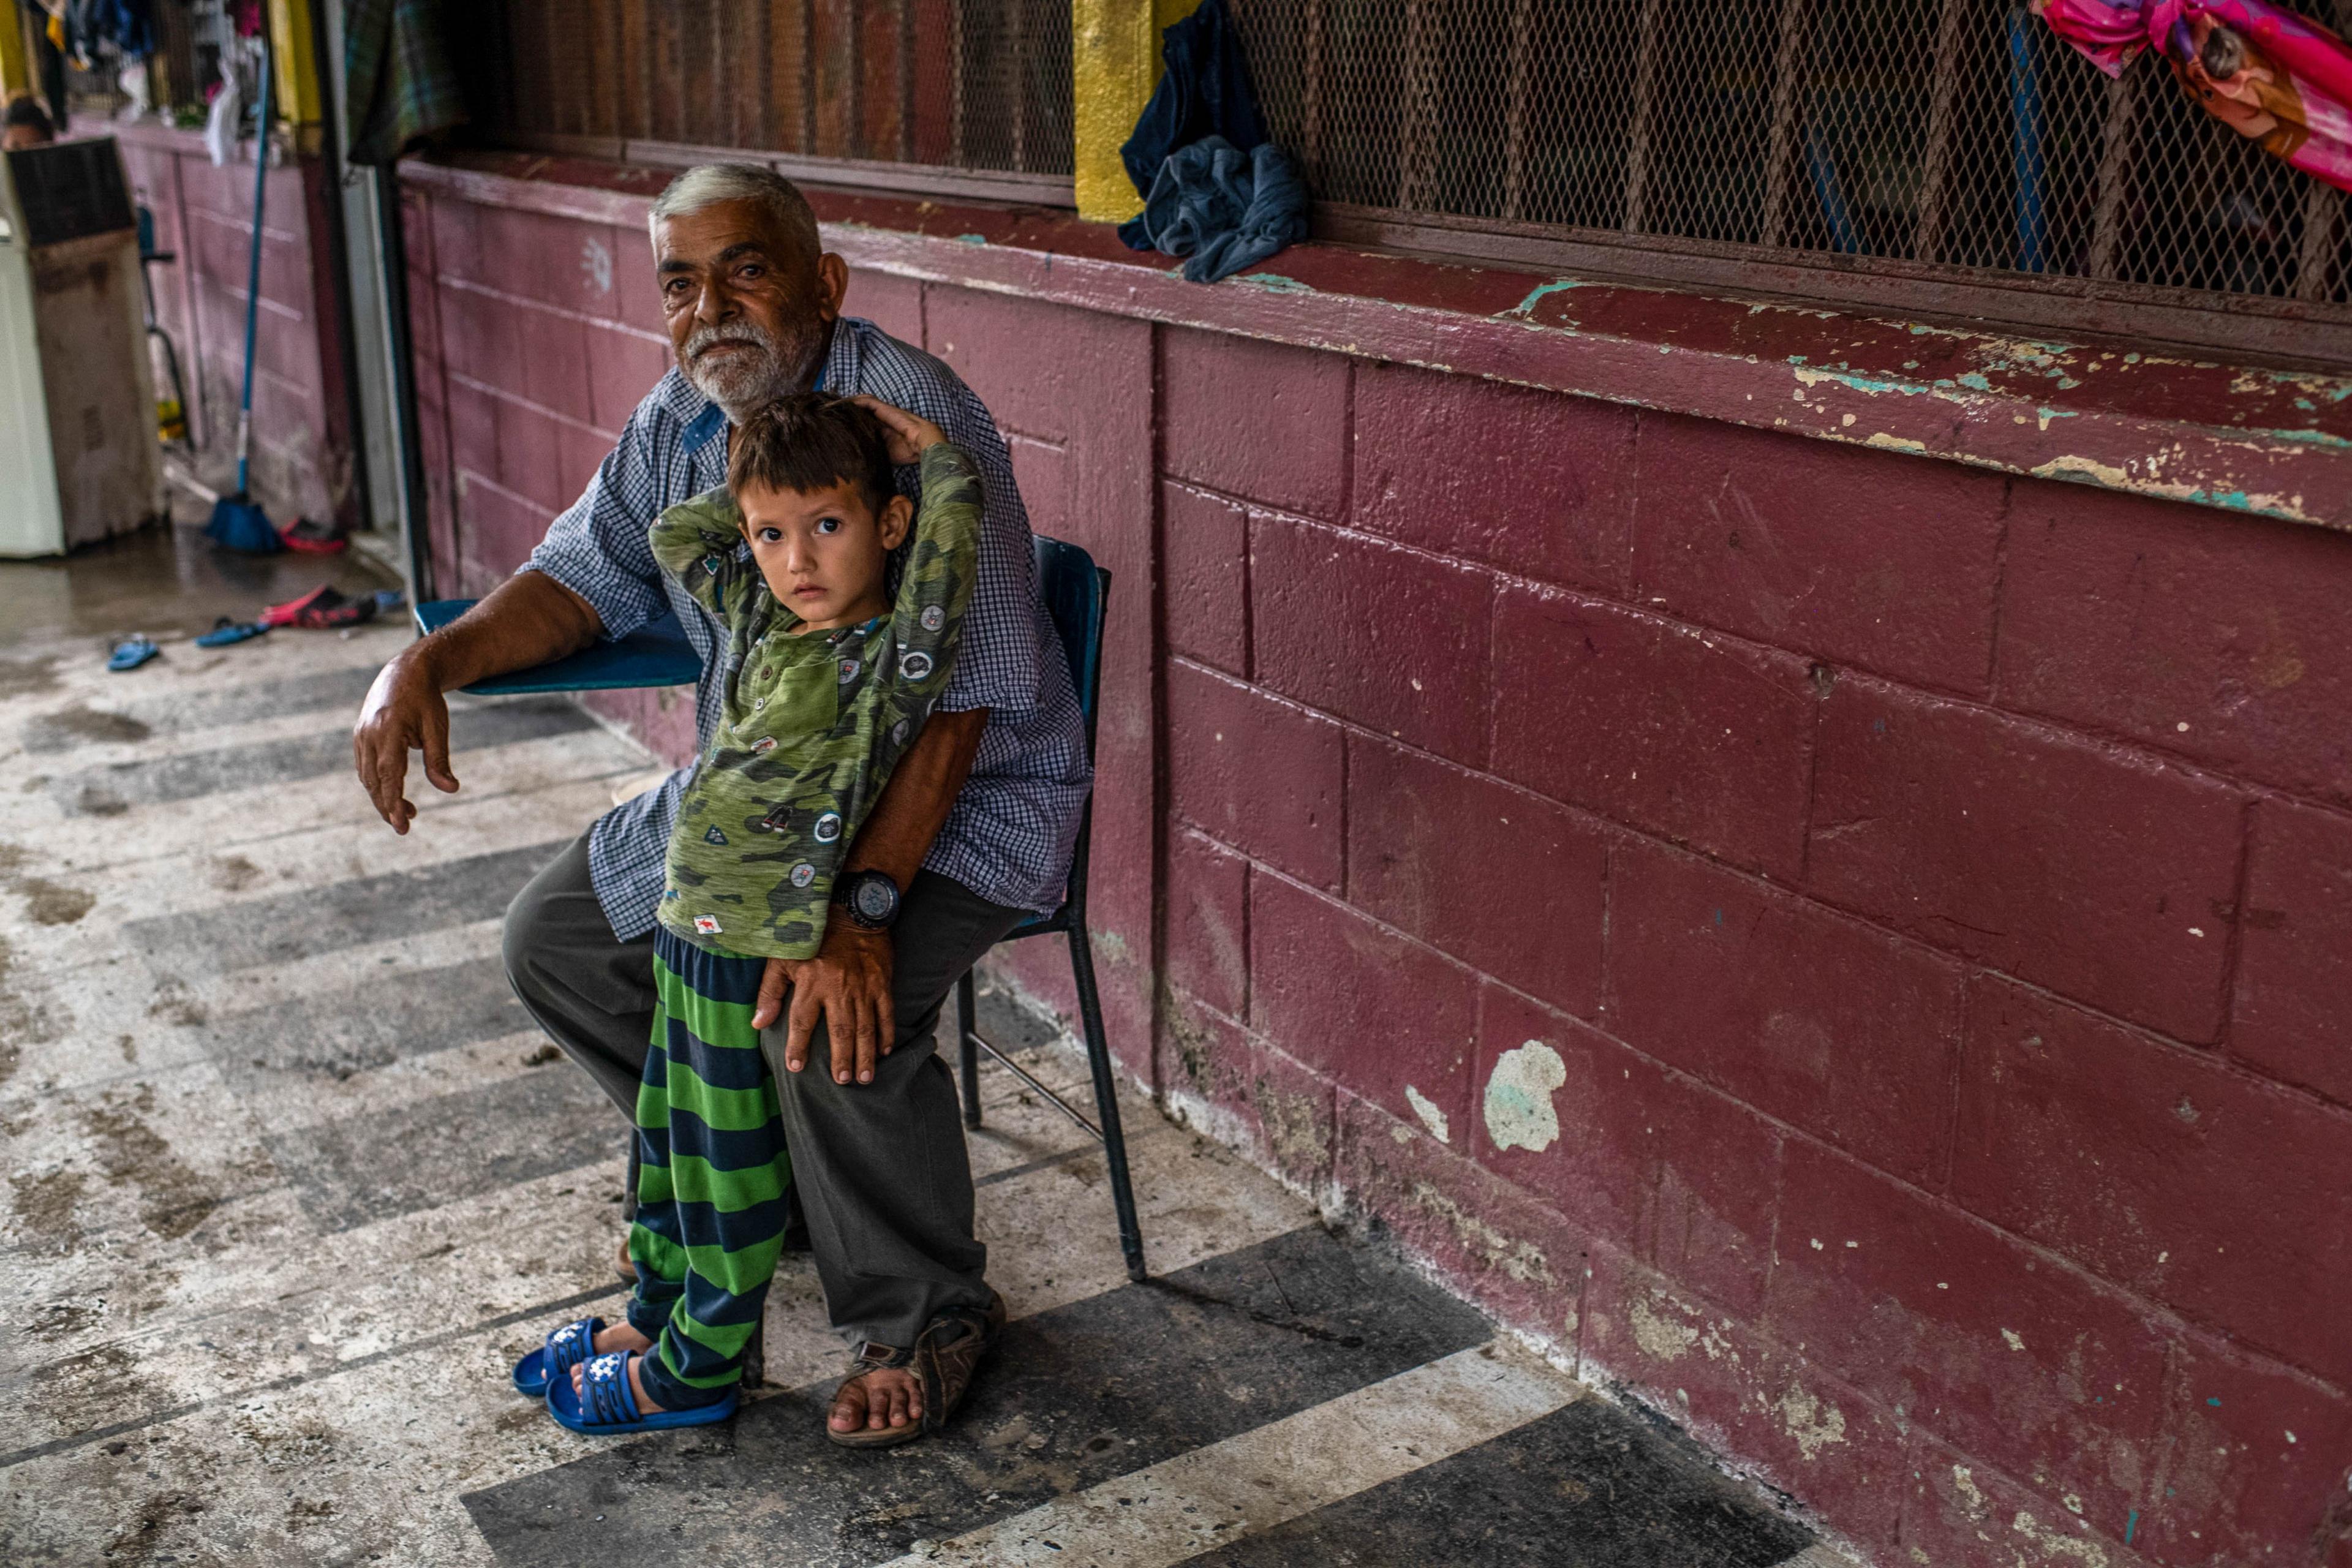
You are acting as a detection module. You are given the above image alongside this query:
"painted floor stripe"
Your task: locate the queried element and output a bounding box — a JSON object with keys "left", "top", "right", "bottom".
{"left": 43, "top": 695, "right": 595, "bottom": 815}
{"left": 878, "top": 1343, "right": 1577, "bottom": 1568}
{"left": 18, "top": 662, "right": 382, "bottom": 754}
{"left": 122, "top": 838, "right": 573, "bottom": 976}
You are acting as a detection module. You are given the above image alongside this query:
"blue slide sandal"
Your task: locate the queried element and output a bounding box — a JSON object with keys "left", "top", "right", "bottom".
{"left": 512, "top": 1316, "right": 605, "bottom": 1398}
{"left": 107, "top": 635, "right": 159, "bottom": 672}
{"left": 546, "top": 1351, "right": 738, "bottom": 1434}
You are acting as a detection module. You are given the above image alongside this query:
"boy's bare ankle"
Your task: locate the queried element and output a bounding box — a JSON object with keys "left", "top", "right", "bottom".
{"left": 595, "top": 1322, "right": 654, "bottom": 1354}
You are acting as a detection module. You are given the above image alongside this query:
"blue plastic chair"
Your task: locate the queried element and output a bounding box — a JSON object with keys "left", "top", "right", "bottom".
{"left": 956, "top": 536, "right": 1147, "bottom": 1284}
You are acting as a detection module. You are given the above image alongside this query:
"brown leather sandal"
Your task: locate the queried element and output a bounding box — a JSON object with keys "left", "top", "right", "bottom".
{"left": 826, "top": 1291, "right": 1005, "bottom": 1450}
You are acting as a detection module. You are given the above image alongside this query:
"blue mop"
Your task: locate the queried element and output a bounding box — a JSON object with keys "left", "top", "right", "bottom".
{"left": 206, "top": 32, "right": 283, "bottom": 555}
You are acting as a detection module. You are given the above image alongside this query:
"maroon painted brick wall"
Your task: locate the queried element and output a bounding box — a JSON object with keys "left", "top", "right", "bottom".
{"left": 404, "top": 178, "right": 2352, "bottom": 1566}
{"left": 118, "top": 126, "right": 356, "bottom": 529}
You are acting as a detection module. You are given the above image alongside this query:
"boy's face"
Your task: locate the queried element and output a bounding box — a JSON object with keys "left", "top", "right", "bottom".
{"left": 738, "top": 479, "right": 912, "bottom": 630}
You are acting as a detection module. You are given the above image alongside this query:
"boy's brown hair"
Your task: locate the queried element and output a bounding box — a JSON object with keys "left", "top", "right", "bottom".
{"left": 726, "top": 393, "right": 896, "bottom": 516}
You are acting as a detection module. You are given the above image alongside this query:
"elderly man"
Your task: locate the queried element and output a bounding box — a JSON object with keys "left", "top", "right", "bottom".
{"left": 352, "top": 165, "right": 1088, "bottom": 1443}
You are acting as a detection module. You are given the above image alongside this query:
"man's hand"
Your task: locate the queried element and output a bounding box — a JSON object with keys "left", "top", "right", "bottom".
{"left": 352, "top": 571, "right": 603, "bottom": 834}
{"left": 758, "top": 922, "right": 896, "bottom": 1085}
{"left": 354, "top": 650, "right": 458, "bottom": 834}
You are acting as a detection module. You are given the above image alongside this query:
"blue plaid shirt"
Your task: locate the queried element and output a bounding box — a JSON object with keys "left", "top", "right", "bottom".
{"left": 523, "top": 318, "right": 1091, "bottom": 937}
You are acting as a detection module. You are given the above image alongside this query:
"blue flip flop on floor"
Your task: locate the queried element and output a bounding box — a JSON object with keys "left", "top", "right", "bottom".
{"left": 195, "top": 617, "right": 267, "bottom": 648}
{"left": 546, "top": 1350, "right": 738, "bottom": 1434}
{"left": 107, "top": 635, "right": 159, "bottom": 672}
{"left": 511, "top": 1316, "right": 605, "bottom": 1398}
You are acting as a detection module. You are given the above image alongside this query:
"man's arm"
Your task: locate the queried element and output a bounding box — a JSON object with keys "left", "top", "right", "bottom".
{"left": 352, "top": 571, "right": 605, "bottom": 833}
{"left": 756, "top": 706, "right": 989, "bottom": 1084}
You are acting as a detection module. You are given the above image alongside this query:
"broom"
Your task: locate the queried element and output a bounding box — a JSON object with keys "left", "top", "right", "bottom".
{"left": 205, "top": 29, "right": 282, "bottom": 555}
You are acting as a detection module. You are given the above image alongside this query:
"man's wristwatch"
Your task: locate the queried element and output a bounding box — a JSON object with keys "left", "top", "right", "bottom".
{"left": 832, "top": 869, "right": 902, "bottom": 932}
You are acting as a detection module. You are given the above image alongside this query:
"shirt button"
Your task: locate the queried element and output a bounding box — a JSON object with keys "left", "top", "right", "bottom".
{"left": 761, "top": 668, "right": 773, "bottom": 679}
{"left": 755, "top": 698, "right": 766, "bottom": 710}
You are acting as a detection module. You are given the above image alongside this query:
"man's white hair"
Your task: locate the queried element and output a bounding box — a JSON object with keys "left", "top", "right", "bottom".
{"left": 649, "top": 163, "right": 821, "bottom": 264}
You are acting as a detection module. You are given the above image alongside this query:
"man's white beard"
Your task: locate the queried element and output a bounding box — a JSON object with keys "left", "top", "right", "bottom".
{"left": 679, "top": 320, "right": 816, "bottom": 423}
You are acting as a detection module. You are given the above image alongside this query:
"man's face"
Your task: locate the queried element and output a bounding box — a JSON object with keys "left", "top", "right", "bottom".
{"left": 653, "top": 200, "right": 846, "bottom": 422}
{"left": 2, "top": 124, "right": 48, "bottom": 152}
{"left": 738, "top": 478, "right": 911, "bottom": 630}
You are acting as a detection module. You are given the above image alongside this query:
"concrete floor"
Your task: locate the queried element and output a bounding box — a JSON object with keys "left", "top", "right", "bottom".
{"left": 0, "top": 524, "right": 1839, "bottom": 1567}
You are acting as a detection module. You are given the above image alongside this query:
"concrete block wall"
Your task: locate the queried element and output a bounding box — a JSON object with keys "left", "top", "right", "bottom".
{"left": 115, "top": 124, "right": 355, "bottom": 529}
{"left": 399, "top": 170, "right": 2352, "bottom": 1564}
{"left": 1144, "top": 331, "right": 2352, "bottom": 1568}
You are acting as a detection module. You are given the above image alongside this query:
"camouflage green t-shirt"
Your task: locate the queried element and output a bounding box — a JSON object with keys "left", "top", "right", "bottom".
{"left": 647, "top": 442, "right": 981, "bottom": 959}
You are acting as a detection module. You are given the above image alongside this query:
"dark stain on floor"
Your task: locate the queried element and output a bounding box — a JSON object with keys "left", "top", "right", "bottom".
{"left": 0, "top": 655, "right": 61, "bottom": 699}
{"left": 20, "top": 700, "right": 153, "bottom": 750}
{"left": 79, "top": 1084, "right": 225, "bottom": 1242}
{"left": 0, "top": 932, "right": 69, "bottom": 1090}
{"left": 18, "top": 663, "right": 378, "bottom": 755}
{"left": 9, "top": 1166, "right": 88, "bottom": 1252}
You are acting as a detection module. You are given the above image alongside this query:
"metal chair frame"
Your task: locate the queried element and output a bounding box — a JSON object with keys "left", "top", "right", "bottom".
{"left": 955, "top": 537, "right": 1147, "bottom": 1284}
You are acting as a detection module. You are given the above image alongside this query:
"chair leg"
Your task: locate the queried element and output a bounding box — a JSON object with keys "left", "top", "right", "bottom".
{"left": 1068, "top": 922, "right": 1147, "bottom": 1283}
{"left": 957, "top": 969, "right": 982, "bottom": 1129}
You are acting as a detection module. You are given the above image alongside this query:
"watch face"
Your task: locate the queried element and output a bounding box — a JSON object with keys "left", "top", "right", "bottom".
{"left": 852, "top": 876, "right": 896, "bottom": 923}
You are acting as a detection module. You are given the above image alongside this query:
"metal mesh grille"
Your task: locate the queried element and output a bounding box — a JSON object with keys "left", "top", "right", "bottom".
{"left": 483, "top": 0, "right": 1074, "bottom": 179}
{"left": 1230, "top": 0, "right": 2352, "bottom": 323}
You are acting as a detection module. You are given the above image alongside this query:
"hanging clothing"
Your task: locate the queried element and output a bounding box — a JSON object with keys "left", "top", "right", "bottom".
{"left": 2036, "top": 0, "right": 2352, "bottom": 193}
{"left": 1118, "top": 0, "right": 1269, "bottom": 203}
{"left": 1125, "top": 135, "right": 1308, "bottom": 284}
{"left": 1115, "top": 0, "right": 1305, "bottom": 281}
{"left": 342, "top": 0, "right": 466, "bottom": 165}
{"left": 92, "top": 0, "right": 154, "bottom": 57}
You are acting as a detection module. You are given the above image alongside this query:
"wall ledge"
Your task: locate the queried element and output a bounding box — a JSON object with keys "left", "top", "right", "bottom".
{"left": 404, "top": 149, "right": 2352, "bottom": 531}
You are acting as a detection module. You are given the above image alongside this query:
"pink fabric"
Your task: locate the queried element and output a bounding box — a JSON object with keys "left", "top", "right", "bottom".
{"left": 2035, "top": 0, "right": 2352, "bottom": 192}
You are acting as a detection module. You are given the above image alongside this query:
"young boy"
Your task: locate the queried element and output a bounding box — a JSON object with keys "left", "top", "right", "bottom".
{"left": 517, "top": 391, "right": 979, "bottom": 1433}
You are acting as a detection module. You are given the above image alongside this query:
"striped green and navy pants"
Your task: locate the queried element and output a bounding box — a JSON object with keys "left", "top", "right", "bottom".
{"left": 624, "top": 928, "right": 791, "bottom": 1409}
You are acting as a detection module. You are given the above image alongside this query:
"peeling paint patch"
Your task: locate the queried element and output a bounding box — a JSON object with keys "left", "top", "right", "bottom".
{"left": 1504, "top": 277, "right": 1586, "bottom": 317}
{"left": 1792, "top": 365, "right": 1919, "bottom": 398}
{"left": 1484, "top": 1041, "right": 1566, "bottom": 1153}
{"left": 2002, "top": 1328, "right": 2026, "bottom": 1352}
{"left": 2010, "top": 1510, "right": 2110, "bottom": 1566}
{"left": 1232, "top": 272, "right": 1315, "bottom": 295}
{"left": 1405, "top": 1084, "right": 1450, "bottom": 1145}
{"left": 1774, "top": 1384, "right": 1849, "bottom": 1461}
{"left": 1863, "top": 432, "right": 1928, "bottom": 454}
{"left": 1627, "top": 1295, "right": 1700, "bottom": 1362}
{"left": 1406, "top": 1180, "right": 1553, "bottom": 1284}
{"left": 2029, "top": 453, "right": 2304, "bottom": 518}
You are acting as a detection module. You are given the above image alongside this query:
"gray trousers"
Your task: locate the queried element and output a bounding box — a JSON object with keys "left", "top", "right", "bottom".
{"left": 502, "top": 832, "right": 1025, "bottom": 1349}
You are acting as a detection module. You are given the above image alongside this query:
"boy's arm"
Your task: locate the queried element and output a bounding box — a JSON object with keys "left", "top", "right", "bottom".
{"left": 647, "top": 489, "right": 751, "bottom": 620}
{"left": 889, "top": 441, "right": 983, "bottom": 694}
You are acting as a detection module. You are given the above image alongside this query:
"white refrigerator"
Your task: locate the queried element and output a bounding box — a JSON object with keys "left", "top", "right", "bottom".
{"left": 0, "top": 137, "right": 161, "bottom": 558}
